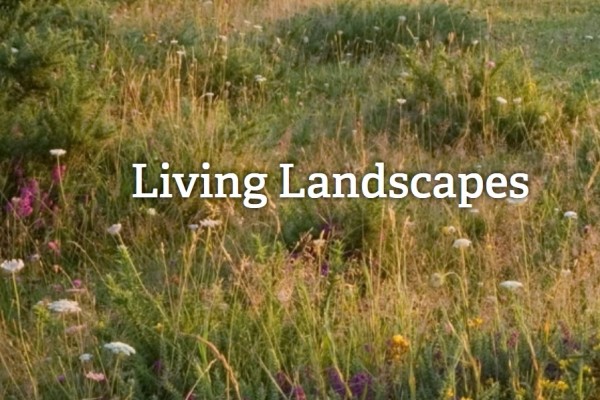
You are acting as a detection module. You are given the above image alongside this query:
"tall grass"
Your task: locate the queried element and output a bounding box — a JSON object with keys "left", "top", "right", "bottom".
{"left": 1, "top": 0, "right": 600, "bottom": 399}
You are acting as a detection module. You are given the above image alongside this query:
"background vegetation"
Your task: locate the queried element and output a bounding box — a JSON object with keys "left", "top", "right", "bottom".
{"left": 1, "top": 0, "right": 599, "bottom": 399}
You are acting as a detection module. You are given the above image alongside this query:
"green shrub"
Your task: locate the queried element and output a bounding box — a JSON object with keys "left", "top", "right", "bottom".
{"left": 0, "top": 0, "right": 114, "bottom": 160}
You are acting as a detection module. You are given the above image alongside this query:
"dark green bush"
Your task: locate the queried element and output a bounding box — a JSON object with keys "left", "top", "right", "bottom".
{"left": 0, "top": 0, "right": 113, "bottom": 161}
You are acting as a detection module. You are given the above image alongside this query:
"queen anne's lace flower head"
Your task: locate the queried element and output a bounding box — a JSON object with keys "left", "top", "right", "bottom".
{"left": 104, "top": 341, "right": 136, "bottom": 356}
{"left": 107, "top": 223, "right": 122, "bottom": 236}
{"left": 50, "top": 149, "right": 67, "bottom": 157}
{"left": 48, "top": 299, "right": 82, "bottom": 314}
{"left": 499, "top": 280, "right": 524, "bottom": 291}
{"left": 1, "top": 259, "right": 25, "bottom": 274}
{"left": 453, "top": 238, "right": 472, "bottom": 249}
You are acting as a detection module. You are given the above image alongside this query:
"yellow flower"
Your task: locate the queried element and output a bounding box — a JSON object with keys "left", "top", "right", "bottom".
{"left": 444, "top": 388, "right": 454, "bottom": 399}
{"left": 559, "top": 359, "right": 570, "bottom": 370}
{"left": 387, "top": 334, "right": 410, "bottom": 363}
{"left": 467, "top": 317, "right": 484, "bottom": 329}
{"left": 556, "top": 380, "right": 568, "bottom": 391}
{"left": 392, "top": 334, "right": 410, "bottom": 348}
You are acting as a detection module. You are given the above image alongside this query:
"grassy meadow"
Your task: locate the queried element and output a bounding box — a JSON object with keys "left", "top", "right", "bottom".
{"left": 1, "top": 0, "right": 600, "bottom": 398}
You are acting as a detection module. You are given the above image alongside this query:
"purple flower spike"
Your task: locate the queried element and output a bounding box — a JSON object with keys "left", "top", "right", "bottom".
{"left": 290, "top": 386, "right": 307, "bottom": 400}
{"left": 348, "top": 371, "right": 374, "bottom": 400}
{"left": 320, "top": 262, "right": 330, "bottom": 277}
{"left": 326, "top": 367, "right": 348, "bottom": 398}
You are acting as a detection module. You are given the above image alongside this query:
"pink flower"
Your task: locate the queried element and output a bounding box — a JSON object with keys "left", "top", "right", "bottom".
{"left": 485, "top": 60, "right": 496, "bottom": 69}
{"left": 65, "top": 324, "right": 87, "bottom": 335}
{"left": 85, "top": 371, "right": 106, "bottom": 382}
{"left": 7, "top": 179, "right": 39, "bottom": 218}
{"left": 47, "top": 241, "right": 60, "bottom": 256}
{"left": 52, "top": 164, "right": 67, "bottom": 184}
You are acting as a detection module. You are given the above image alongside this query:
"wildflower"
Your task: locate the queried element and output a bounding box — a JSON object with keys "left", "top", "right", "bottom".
{"left": 188, "top": 223, "right": 199, "bottom": 231}
{"left": 107, "top": 223, "right": 122, "bottom": 235}
{"left": 50, "top": 149, "right": 67, "bottom": 157}
{"left": 555, "top": 380, "right": 568, "bottom": 391}
{"left": 290, "top": 386, "right": 306, "bottom": 400}
{"left": 218, "top": 34, "right": 228, "bottom": 42}
{"left": 388, "top": 334, "right": 410, "bottom": 362}
{"left": 47, "top": 241, "right": 60, "bottom": 256}
{"left": 276, "top": 286, "right": 293, "bottom": 304}
{"left": 11, "top": 47, "right": 19, "bottom": 54}
{"left": 392, "top": 334, "right": 410, "bottom": 348}
{"left": 202, "top": 92, "right": 215, "bottom": 99}
{"left": 467, "top": 317, "right": 484, "bottom": 329}
{"left": 51, "top": 164, "right": 66, "bottom": 184}
{"left": 507, "top": 197, "right": 527, "bottom": 205}
{"left": 326, "top": 367, "right": 348, "bottom": 398}
{"left": 348, "top": 371, "right": 374, "bottom": 400}
{"left": 170, "top": 39, "right": 178, "bottom": 45}
{"left": 57, "top": 374, "right": 66, "bottom": 384}
{"left": 496, "top": 96, "right": 508, "bottom": 105}
{"left": 560, "top": 269, "right": 572, "bottom": 278}
{"left": 320, "top": 261, "right": 330, "bottom": 277}
{"left": 254, "top": 75, "right": 267, "bottom": 83}
{"left": 453, "top": 238, "right": 472, "bottom": 249}
{"left": 1, "top": 259, "right": 25, "bottom": 274}
{"left": 468, "top": 208, "right": 480, "bottom": 214}
{"left": 79, "top": 353, "right": 93, "bottom": 362}
{"left": 538, "top": 115, "right": 547, "bottom": 124}
{"left": 146, "top": 207, "right": 157, "bottom": 216}
{"left": 199, "top": 218, "right": 221, "bottom": 228}
{"left": 48, "top": 299, "right": 81, "bottom": 314}
{"left": 303, "top": 36, "right": 309, "bottom": 44}
{"left": 65, "top": 324, "right": 86, "bottom": 335}
{"left": 85, "top": 371, "right": 106, "bottom": 382}
{"left": 152, "top": 359, "right": 164, "bottom": 375}
{"left": 275, "top": 371, "right": 293, "bottom": 397}
{"left": 7, "top": 179, "right": 39, "bottom": 218}
{"left": 253, "top": 24, "right": 263, "bottom": 31}
{"left": 429, "top": 272, "right": 445, "bottom": 288}
{"left": 584, "top": 35, "right": 594, "bottom": 40}
{"left": 563, "top": 211, "right": 577, "bottom": 219}
{"left": 104, "top": 341, "right": 136, "bottom": 356}
{"left": 398, "top": 15, "right": 407, "bottom": 23}
{"left": 471, "top": 39, "right": 479, "bottom": 46}
{"left": 396, "top": 98, "right": 407, "bottom": 105}
{"left": 176, "top": 50, "right": 186, "bottom": 57}
{"left": 441, "top": 225, "right": 457, "bottom": 235}
{"left": 485, "top": 60, "right": 496, "bottom": 69}
{"left": 499, "top": 280, "right": 524, "bottom": 291}
{"left": 444, "top": 388, "right": 454, "bottom": 399}
{"left": 513, "top": 97, "right": 523, "bottom": 104}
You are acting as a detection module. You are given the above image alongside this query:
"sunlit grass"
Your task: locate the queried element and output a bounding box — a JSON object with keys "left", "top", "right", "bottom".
{"left": 1, "top": 0, "right": 600, "bottom": 399}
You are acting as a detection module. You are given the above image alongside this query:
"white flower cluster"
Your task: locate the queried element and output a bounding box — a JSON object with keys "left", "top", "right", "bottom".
{"left": 104, "top": 341, "right": 136, "bottom": 356}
